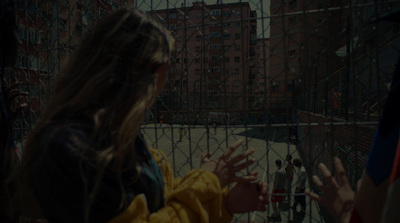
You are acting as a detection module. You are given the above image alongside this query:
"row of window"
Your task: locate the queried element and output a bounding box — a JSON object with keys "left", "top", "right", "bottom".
{"left": 175, "top": 56, "right": 241, "bottom": 64}
{"left": 173, "top": 54, "right": 243, "bottom": 64}
{"left": 18, "top": 28, "right": 40, "bottom": 43}
{"left": 271, "top": 84, "right": 294, "bottom": 93}
{"left": 194, "top": 68, "right": 241, "bottom": 75}
{"left": 196, "top": 33, "right": 241, "bottom": 41}
{"left": 195, "top": 9, "right": 242, "bottom": 19}
{"left": 194, "top": 44, "right": 241, "bottom": 52}
{"left": 17, "top": 54, "right": 39, "bottom": 69}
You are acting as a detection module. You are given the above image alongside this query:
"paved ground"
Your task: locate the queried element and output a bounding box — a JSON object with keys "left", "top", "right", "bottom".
{"left": 141, "top": 124, "right": 327, "bottom": 223}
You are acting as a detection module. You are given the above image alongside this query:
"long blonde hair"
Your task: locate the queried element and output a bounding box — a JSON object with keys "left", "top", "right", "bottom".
{"left": 8, "top": 6, "right": 174, "bottom": 221}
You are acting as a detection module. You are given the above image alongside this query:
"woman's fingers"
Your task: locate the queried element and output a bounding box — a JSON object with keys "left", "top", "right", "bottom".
{"left": 305, "top": 189, "right": 321, "bottom": 202}
{"left": 311, "top": 175, "right": 331, "bottom": 200}
{"left": 334, "top": 157, "right": 349, "bottom": 187}
{"left": 233, "top": 158, "right": 256, "bottom": 172}
{"left": 223, "top": 139, "right": 243, "bottom": 159}
{"left": 231, "top": 174, "right": 257, "bottom": 184}
{"left": 312, "top": 175, "right": 324, "bottom": 188}
{"left": 258, "top": 181, "right": 268, "bottom": 196}
{"left": 318, "top": 163, "right": 339, "bottom": 189}
{"left": 228, "top": 148, "right": 255, "bottom": 165}
{"left": 200, "top": 152, "right": 212, "bottom": 163}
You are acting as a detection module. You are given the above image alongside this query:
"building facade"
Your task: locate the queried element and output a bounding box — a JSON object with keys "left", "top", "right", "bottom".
{"left": 153, "top": 2, "right": 257, "bottom": 113}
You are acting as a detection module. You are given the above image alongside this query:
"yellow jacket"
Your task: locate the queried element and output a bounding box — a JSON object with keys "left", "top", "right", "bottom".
{"left": 109, "top": 147, "right": 233, "bottom": 223}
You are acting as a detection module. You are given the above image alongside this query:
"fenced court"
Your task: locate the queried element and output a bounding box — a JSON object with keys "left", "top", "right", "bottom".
{"left": 4, "top": 0, "right": 400, "bottom": 222}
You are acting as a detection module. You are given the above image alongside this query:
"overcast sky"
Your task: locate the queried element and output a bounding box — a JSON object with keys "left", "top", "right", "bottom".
{"left": 134, "top": 0, "right": 271, "bottom": 37}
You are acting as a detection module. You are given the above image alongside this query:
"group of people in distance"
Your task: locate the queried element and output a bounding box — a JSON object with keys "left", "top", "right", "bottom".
{"left": 1, "top": 1, "right": 399, "bottom": 223}
{"left": 270, "top": 154, "right": 307, "bottom": 219}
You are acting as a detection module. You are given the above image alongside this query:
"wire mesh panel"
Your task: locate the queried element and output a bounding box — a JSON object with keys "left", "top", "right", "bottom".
{"left": 4, "top": 0, "right": 400, "bottom": 222}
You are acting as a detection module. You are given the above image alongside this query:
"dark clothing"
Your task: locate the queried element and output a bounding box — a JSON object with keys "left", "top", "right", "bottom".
{"left": 293, "top": 188, "right": 306, "bottom": 211}
{"left": 33, "top": 119, "right": 165, "bottom": 223}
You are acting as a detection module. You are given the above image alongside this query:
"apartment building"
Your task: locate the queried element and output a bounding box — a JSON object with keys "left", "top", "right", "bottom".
{"left": 14, "top": 0, "right": 132, "bottom": 125}
{"left": 152, "top": 1, "right": 257, "bottom": 112}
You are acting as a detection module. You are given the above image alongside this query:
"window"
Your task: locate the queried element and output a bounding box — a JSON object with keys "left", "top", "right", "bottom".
{"left": 98, "top": 9, "right": 107, "bottom": 19}
{"left": 211, "top": 55, "right": 218, "bottom": 61}
{"left": 289, "top": 50, "right": 296, "bottom": 58}
{"left": 233, "top": 80, "right": 240, "bottom": 87}
{"left": 195, "top": 57, "right": 200, "bottom": 63}
{"left": 196, "top": 35, "right": 201, "bottom": 41}
{"left": 235, "top": 45, "right": 241, "bottom": 51}
{"left": 28, "top": 55, "right": 39, "bottom": 70}
{"left": 210, "top": 32, "right": 221, "bottom": 38}
{"left": 224, "top": 34, "right": 231, "bottom": 39}
{"left": 169, "top": 13, "right": 177, "bottom": 19}
{"left": 211, "top": 9, "right": 221, "bottom": 16}
{"left": 19, "top": 82, "right": 38, "bottom": 96}
{"left": 195, "top": 69, "right": 200, "bottom": 75}
{"left": 208, "top": 90, "right": 219, "bottom": 96}
{"left": 233, "top": 68, "right": 239, "bottom": 74}
{"left": 197, "top": 14, "right": 202, "bottom": 19}
{"left": 287, "top": 83, "right": 294, "bottom": 93}
{"left": 272, "top": 85, "right": 279, "bottom": 92}
{"left": 17, "top": 55, "right": 28, "bottom": 68}
{"left": 26, "top": 0, "right": 38, "bottom": 15}
{"left": 289, "top": 0, "right": 297, "bottom": 8}
{"left": 235, "top": 33, "right": 241, "bottom": 39}
{"left": 28, "top": 29, "right": 39, "bottom": 43}
{"left": 18, "top": 28, "right": 26, "bottom": 40}
{"left": 236, "top": 22, "right": 241, "bottom": 27}
{"left": 223, "top": 22, "right": 230, "bottom": 28}
{"left": 289, "top": 17, "right": 297, "bottom": 25}
{"left": 225, "top": 57, "right": 230, "bottom": 62}
{"left": 223, "top": 11, "right": 231, "bottom": 17}
{"left": 234, "top": 57, "right": 240, "bottom": 63}
{"left": 112, "top": 2, "right": 118, "bottom": 9}
{"left": 59, "top": 0, "right": 68, "bottom": 6}
{"left": 209, "top": 43, "right": 220, "bottom": 50}
{"left": 224, "top": 45, "right": 230, "bottom": 51}
{"left": 59, "top": 18, "right": 67, "bottom": 29}
{"left": 58, "top": 42, "right": 66, "bottom": 54}
{"left": 168, "top": 24, "right": 176, "bottom": 30}
{"left": 162, "top": 89, "right": 170, "bottom": 95}
{"left": 211, "top": 67, "right": 220, "bottom": 73}
{"left": 195, "top": 46, "right": 201, "bottom": 52}
{"left": 289, "top": 34, "right": 296, "bottom": 42}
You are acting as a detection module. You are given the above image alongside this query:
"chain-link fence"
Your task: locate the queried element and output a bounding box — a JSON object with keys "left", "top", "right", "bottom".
{"left": 3, "top": 0, "right": 400, "bottom": 222}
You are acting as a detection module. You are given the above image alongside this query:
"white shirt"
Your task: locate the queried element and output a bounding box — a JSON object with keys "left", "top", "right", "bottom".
{"left": 295, "top": 166, "right": 306, "bottom": 188}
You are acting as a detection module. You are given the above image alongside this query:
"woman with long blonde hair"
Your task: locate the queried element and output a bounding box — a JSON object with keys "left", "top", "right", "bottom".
{"left": 8, "top": 6, "right": 269, "bottom": 223}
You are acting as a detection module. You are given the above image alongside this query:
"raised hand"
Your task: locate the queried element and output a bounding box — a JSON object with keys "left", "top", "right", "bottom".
{"left": 200, "top": 139, "right": 256, "bottom": 188}
{"left": 224, "top": 178, "right": 269, "bottom": 214}
{"left": 305, "top": 157, "right": 355, "bottom": 223}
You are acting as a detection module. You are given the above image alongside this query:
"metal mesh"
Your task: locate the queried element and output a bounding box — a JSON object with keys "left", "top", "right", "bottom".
{"left": 5, "top": 0, "right": 400, "bottom": 222}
